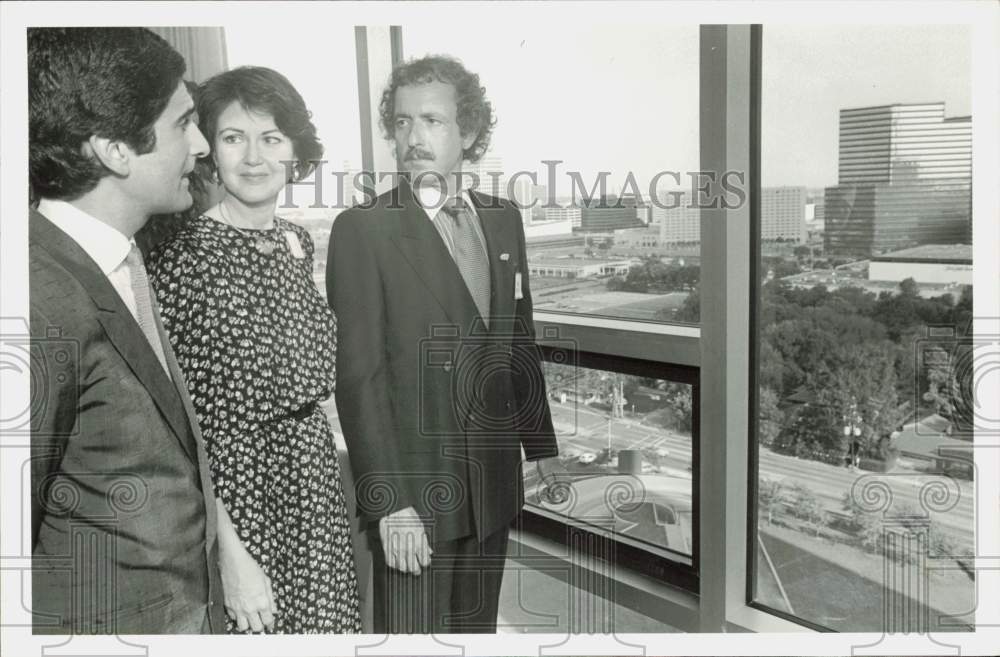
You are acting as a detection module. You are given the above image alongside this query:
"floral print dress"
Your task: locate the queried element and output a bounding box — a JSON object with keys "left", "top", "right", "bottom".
{"left": 148, "top": 214, "right": 361, "bottom": 634}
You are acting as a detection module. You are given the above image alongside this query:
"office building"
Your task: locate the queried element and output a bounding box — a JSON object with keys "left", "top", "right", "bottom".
{"left": 868, "top": 244, "right": 972, "bottom": 286}
{"left": 580, "top": 195, "right": 645, "bottom": 232}
{"left": 654, "top": 193, "right": 701, "bottom": 244}
{"left": 544, "top": 205, "right": 582, "bottom": 228}
{"left": 528, "top": 257, "right": 632, "bottom": 279}
{"left": 761, "top": 186, "right": 807, "bottom": 242}
{"left": 470, "top": 155, "right": 507, "bottom": 198}
{"left": 824, "top": 103, "right": 971, "bottom": 255}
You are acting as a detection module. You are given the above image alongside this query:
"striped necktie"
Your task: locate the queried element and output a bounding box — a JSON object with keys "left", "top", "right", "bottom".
{"left": 438, "top": 196, "right": 492, "bottom": 323}
{"left": 125, "top": 245, "right": 170, "bottom": 375}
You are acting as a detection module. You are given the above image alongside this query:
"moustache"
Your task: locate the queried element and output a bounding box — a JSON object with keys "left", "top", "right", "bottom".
{"left": 404, "top": 148, "right": 435, "bottom": 161}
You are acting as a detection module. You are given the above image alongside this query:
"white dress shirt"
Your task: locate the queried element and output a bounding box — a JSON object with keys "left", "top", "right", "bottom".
{"left": 414, "top": 181, "right": 490, "bottom": 262}
{"left": 37, "top": 198, "right": 140, "bottom": 323}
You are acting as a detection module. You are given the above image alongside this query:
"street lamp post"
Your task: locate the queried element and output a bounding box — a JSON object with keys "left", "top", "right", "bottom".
{"left": 843, "top": 399, "right": 863, "bottom": 468}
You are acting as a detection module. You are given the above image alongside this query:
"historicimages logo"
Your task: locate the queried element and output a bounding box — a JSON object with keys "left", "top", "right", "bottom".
{"left": 1, "top": 317, "right": 79, "bottom": 437}
{"left": 914, "top": 321, "right": 1000, "bottom": 438}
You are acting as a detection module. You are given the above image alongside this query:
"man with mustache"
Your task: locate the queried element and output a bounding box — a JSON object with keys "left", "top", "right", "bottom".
{"left": 28, "top": 27, "right": 225, "bottom": 633}
{"left": 327, "top": 55, "right": 561, "bottom": 633}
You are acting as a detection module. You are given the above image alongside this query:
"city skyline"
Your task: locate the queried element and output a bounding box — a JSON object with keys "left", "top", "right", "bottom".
{"left": 230, "top": 23, "right": 970, "bottom": 194}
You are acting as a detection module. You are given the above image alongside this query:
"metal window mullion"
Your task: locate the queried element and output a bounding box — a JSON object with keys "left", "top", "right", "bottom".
{"left": 355, "top": 26, "right": 399, "bottom": 195}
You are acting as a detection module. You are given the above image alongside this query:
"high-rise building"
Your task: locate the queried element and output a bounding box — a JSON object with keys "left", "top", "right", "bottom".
{"left": 544, "top": 205, "right": 582, "bottom": 228}
{"left": 761, "top": 186, "right": 807, "bottom": 242}
{"left": 579, "top": 195, "right": 645, "bottom": 232}
{"left": 824, "top": 103, "right": 971, "bottom": 256}
{"left": 532, "top": 184, "right": 549, "bottom": 221}
{"left": 654, "top": 194, "right": 700, "bottom": 244}
{"left": 812, "top": 194, "right": 825, "bottom": 228}
{"left": 653, "top": 187, "right": 805, "bottom": 244}
{"left": 469, "top": 155, "right": 506, "bottom": 198}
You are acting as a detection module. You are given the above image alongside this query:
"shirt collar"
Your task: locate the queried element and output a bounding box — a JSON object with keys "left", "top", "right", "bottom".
{"left": 37, "top": 198, "right": 133, "bottom": 275}
{"left": 413, "top": 173, "right": 476, "bottom": 220}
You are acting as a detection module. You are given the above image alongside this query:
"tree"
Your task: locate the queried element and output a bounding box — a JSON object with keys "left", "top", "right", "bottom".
{"left": 841, "top": 492, "right": 884, "bottom": 553}
{"left": 758, "top": 340, "right": 785, "bottom": 394}
{"left": 758, "top": 477, "right": 783, "bottom": 526}
{"left": 787, "top": 482, "right": 825, "bottom": 536}
{"left": 811, "top": 340, "right": 904, "bottom": 459}
{"left": 898, "top": 277, "right": 920, "bottom": 298}
{"left": 758, "top": 387, "right": 784, "bottom": 447}
{"left": 771, "top": 260, "right": 802, "bottom": 280}
{"left": 922, "top": 343, "right": 958, "bottom": 418}
{"left": 673, "top": 287, "right": 700, "bottom": 323}
{"left": 953, "top": 285, "right": 972, "bottom": 335}
{"left": 774, "top": 400, "right": 841, "bottom": 463}
{"left": 606, "top": 276, "right": 627, "bottom": 291}
{"left": 827, "top": 286, "right": 877, "bottom": 317}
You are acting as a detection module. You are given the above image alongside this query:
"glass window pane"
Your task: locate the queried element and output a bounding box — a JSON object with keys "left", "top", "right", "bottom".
{"left": 523, "top": 358, "right": 695, "bottom": 562}
{"left": 753, "top": 24, "right": 974, "bottom": 632}
{"left": 402, "top": 26, "right": 701, "bottom": 324}
{"left": 224, "top": 24, "right": 362, "bottom": 299}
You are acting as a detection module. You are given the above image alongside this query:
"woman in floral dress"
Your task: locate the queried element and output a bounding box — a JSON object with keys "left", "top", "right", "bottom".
{"left": 148, "top": 66, "right": 361, "bottom": 634}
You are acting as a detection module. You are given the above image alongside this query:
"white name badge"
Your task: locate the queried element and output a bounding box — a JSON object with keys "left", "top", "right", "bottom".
{"left": 514, "top": 272, "right": 524, "bottom": 300}
{"left": 284, "top": 231, "right": 305, "bottom": 259}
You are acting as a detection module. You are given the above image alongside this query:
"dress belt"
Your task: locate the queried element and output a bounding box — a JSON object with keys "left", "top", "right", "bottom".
{"left": 284, "top": 401, "right": 318, "bottom": 422}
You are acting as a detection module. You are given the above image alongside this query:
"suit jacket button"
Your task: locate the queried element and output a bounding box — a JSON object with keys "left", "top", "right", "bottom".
{"left": 444, "top": 362, "right": 452, "bottom": 372}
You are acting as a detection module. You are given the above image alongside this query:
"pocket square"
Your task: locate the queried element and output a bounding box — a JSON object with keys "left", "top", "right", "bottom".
{"left": 500, "top": 253, "right": 510, "bottom": 261}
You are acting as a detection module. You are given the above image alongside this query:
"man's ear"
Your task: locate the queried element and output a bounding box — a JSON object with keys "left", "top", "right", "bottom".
{"left": 84, "top": 135, "right": 131, "bottom": 177}
{"left": 462, "top": 131, "right": 477, "bottom": 151}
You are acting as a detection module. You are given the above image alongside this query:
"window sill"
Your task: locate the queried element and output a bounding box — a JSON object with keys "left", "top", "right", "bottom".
{"left": 534, "top": 312, "right": 700, "bottom": 368}
{"left": 507, "top": 525, "right": 698, "bottom": 632}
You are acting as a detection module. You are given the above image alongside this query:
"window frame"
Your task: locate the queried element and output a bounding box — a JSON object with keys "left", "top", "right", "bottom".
{"left": 522, "top": 343, "right": 701, "bottom": 593}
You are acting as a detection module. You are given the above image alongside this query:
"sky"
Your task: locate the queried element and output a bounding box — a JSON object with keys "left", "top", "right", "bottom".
{"left": 226, "top": 23, "right": 970, "bottom": 198}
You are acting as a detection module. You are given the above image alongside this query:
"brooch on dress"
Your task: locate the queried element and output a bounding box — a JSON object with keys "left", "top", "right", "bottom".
{"left": 220, "top": 203, "right": 278, "bottom": 255}
{"left": 254, "top": 237, "right": 276, "bottom": 255}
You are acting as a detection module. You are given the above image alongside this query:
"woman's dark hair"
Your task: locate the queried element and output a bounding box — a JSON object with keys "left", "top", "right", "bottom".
{"left": 28, "top": 27, "right": 186, "bottom": 201}
{"left": 195, "top": 66, "right": 323, "bottom": 183}
{"left": 379, "top": 55, "right": 496, "bottom": 164}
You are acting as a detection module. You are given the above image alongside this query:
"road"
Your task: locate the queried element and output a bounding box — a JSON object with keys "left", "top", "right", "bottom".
{"left": 323, "top": 396, "right": 974, "bottom": 550}
{"left": 533, "top": 402, "right": 976, "bottom": 549}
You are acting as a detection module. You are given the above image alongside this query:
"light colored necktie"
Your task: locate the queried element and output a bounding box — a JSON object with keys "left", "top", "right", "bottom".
{"left": 439, "top": 196, "right": 492, "bottom": 322}
{"left": 125, "top": 245, "right": 170, "bottom": 374}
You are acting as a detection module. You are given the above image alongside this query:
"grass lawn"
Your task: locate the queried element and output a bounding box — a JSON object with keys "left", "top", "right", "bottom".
{"left": 756, "top": 522, "right": 975, "bottom": 632}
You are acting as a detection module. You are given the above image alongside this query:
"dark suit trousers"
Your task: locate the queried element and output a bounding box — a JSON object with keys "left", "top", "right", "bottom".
{"left": 371, "top": 526, "right": 509, "bottom": 633}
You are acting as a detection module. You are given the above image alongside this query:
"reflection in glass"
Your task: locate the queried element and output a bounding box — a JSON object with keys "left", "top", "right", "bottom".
{"left": 524, "top": 361, "right": 694, "bottom": 560}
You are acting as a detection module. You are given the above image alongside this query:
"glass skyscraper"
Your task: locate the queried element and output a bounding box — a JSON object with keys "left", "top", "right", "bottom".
{"left": 824, "top": 103, "right": 971, "bottom": 255}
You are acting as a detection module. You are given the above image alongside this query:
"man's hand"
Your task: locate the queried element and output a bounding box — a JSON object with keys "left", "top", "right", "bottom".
{"left": 219, "top": 539, "right": 277, "bottom": 632}
{"left": 379, "top": 506, "right": 433, "bottom": 576}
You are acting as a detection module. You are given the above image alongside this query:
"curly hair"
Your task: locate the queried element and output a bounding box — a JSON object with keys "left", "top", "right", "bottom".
{"left": 379, "top": 55, "right": 495, "bottom": 164}
{"left": 195, "top": 66, "right": 323, "bottom": 183}
{"left": 28, "top": 28, "right": 186, "bottom": 201}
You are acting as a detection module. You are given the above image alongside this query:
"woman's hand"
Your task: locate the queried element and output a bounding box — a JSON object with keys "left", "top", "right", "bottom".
{"left": 215, "top": 499, "right": 277, "bottom": 632}
{"left": 219, "top": 538, "right": 277, "bottom": 632}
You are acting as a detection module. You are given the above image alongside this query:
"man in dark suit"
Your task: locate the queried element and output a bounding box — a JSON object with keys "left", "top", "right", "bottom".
{"left": 28, "top": 28, "right": 225, "bottom": 634}
{"left": 328, "top": 55, "right": 562, "bottom": 633}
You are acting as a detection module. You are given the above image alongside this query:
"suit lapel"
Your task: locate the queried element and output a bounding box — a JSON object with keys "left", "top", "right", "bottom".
{"left": 469, "top": 191, "right": 518, "bottom": 334}
{"left": 30, "top": 210, "right": 199, "bottom": 464}
{"left": 390, "top": 182, "right": 481, "bottom": 332}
